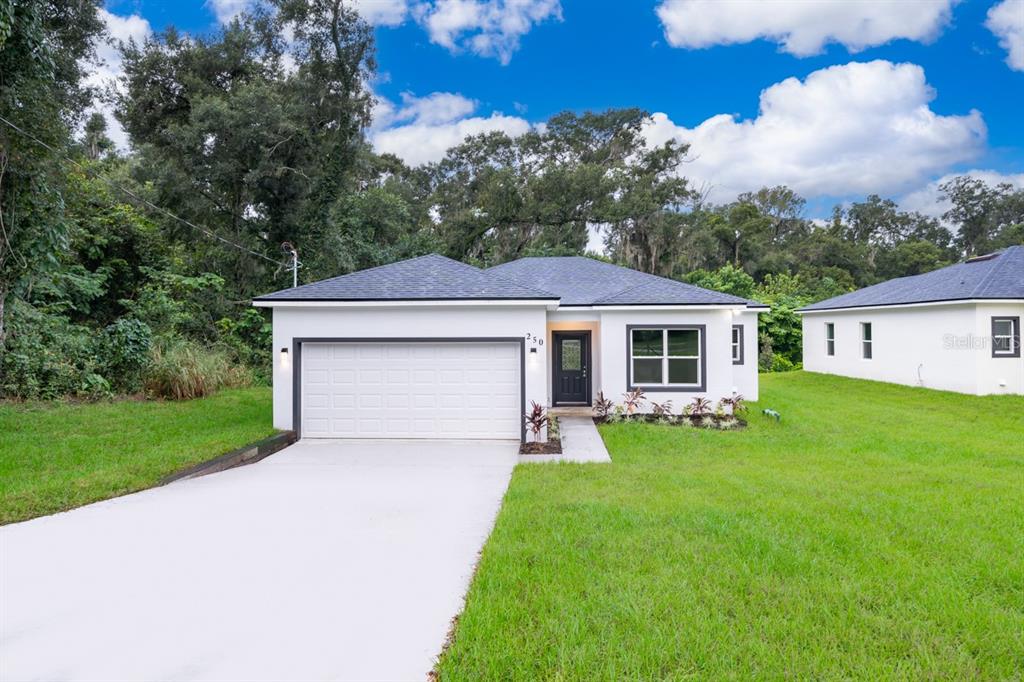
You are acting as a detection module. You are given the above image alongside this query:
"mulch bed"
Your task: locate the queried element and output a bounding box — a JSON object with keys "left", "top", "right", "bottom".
{"left": 594, "top": 414, "right": 747, "bottom": 430}
{"left": 519, "top": 417, "right": 563, "bottom": 455}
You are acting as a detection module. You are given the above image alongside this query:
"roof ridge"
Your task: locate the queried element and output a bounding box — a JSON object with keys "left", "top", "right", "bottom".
{"left": 439, "top": 254, "right": 561, "bottom": 298}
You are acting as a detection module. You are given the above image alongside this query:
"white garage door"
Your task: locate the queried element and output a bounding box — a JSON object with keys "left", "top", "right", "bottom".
{"left": 300, "top": 341, "right": 521, "bottom": 440}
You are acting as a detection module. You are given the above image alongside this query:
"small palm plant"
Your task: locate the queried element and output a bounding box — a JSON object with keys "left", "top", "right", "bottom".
{"left": 689, "top": 396, "right": 713, "bottom": 418}
{"left": 593, "top": 391, "right": 614, "bottom": 419}
{"left": 721, "top": 393, "right": 747, "bottom": 415}
{"left": 622, "top": 388, "right": 646, "bottom": 415}
{"left": 650, "top": 400, "right": 674, "bottom": 421}
{"left": 524, "top": 401, "right": 550, "bottom": 441}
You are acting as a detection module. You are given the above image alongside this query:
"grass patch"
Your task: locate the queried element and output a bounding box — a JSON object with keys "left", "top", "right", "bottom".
{"left": 438, "top": 372, "right": 1024, "bottom": 679}
{"left": 0, "top": 387, "right": 274, "bottom": 524}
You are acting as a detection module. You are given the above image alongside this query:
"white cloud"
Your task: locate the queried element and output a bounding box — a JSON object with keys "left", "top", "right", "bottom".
{"left": 656, "top": 0, "right": 958, "bottom": 56}
{"left": 642, "top": 60, "right": 986, "bottom": 202}
{"left": 986, "top": 0, "right": 1024, "bottom": 71}
{"left": 900, "top": 169, "right": 1024, "bottom": 218}
{"left": 84, "top": 9, "right": 154, "bottom": 150}
{"left": 207, "top": 0, "right": 410, "bottom": 26}
{"left": 413, "top": 0, "right": 562, "bottom": 64}
{"left": 370, "top": 91, "right": 530, "bottom": 165}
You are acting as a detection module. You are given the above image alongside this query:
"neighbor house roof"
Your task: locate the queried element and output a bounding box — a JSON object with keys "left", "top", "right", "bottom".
{"left": 487, "top": 256, "right": 766, "bottom": 307}
{"left": 800, "top": 245, "right": 1024, "bottom": 312}
{"left": 253, "top": 254, "right": 558, "bottom": 302}
{"left": 255, "top": 253, "right": 767, "bottom": 308}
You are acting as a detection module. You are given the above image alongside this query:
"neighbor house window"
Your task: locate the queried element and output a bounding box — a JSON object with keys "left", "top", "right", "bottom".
{"left": 992, "top": 317, "right": 1021, "bottom": 358}
{"left": 825, "top": 323, "right": 835, "bottom": 356}
{"left": 861, "top": 322, "right": 873, "bottom": 359}
{"left": 732, "top": 325, "right": 744, "bottom": 365}
{"left": 628, "top": 326, "right": 705, "bottom": 391}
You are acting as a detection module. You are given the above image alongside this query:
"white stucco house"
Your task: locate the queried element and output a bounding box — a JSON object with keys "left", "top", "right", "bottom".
{"left": 253, "top": 254, "right": 767, "bottom": 441}
{"left": 800, "top": 245, "right": 1023, "bottom": 395}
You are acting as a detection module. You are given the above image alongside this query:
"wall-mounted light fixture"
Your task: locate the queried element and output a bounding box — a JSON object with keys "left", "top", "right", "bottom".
{"left": 280, "top": 347, "right": 290, "bottom": 368}
{"left": 529, "top": 347, "right": 538, "bottom": 354}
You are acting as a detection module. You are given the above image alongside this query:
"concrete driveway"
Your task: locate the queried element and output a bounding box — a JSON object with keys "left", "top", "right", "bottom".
{"left": 0, "top": 439, "right": 518, "bottom": 682}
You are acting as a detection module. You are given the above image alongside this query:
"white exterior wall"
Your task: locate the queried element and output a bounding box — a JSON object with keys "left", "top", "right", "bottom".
{"left": 597, "top": 308, "right": 743, "bottom": 408}
{"left": 975, "top": 302, "right": 1024, "bottom": 395}
{"left": 731, "top": 310, "right": 760, "bottom": 401}
{"left": 802, "top": 302, "right": 1024, "bottom": 395}
{"left": 271, "top": 305, "right": 549, "bottom": 431}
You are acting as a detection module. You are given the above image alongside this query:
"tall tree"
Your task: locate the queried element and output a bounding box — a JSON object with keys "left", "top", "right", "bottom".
{"left": 0, "top": 0, "right": 104, "bottom": 343}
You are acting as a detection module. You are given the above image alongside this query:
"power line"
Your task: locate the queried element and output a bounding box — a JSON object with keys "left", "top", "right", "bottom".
{"left": 0, "top": 113, "right": 287, "bottom": 267}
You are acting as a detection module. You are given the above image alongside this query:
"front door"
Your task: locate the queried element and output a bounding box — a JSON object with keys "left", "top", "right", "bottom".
{"left": 553, "top": 332, "right": 590, "bottom": 405}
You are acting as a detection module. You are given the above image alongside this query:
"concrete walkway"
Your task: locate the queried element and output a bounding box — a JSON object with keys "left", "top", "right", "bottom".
{"left": 520, "top": 416, "right": 611, "bottom": 463}
{"left": 0, "top": 439, "right": 519, "bottom": 682}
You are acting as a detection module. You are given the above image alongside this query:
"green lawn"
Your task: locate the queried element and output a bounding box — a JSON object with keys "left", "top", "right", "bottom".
{"left": 0, "top": 387, "right": 274, "bottom": 524}
{"left": 438, "top": 372, "right": 1024, "bottom": 680}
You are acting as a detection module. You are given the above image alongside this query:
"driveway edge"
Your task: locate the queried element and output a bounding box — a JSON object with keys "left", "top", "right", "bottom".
{"left": 161, "top": 430, "right": 297, "bottom": 484}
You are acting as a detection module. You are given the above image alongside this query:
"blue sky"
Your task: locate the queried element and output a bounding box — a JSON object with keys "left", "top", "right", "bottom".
{"left": 101, "top": 0, "right": 1024, "bottom": 217}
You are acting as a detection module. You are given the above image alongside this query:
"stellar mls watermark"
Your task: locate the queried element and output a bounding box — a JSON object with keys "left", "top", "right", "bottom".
{"left": 943, "top": 334, "right": 994, "bottom": 350}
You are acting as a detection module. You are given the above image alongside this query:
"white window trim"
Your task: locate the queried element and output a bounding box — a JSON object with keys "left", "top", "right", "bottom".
{"left": 731, "top": 325, "right": 744, "bottom": 365}
{"left": 861, "top": 322, "right": 873, "bottom": 360}
{"left": 629, "top": 327, "right": 703, "bottom": 389}
{"left": 825, "top": 322, "right": 835, "bottom": 357}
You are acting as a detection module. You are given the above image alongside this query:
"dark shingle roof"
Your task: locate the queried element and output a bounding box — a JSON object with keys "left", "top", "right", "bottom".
{"left": 801, "top": 245, "right": 1024, "bottom": 312}
{"left": 487, "top": 256, "right": 765, "bottom": 307}
{"left": 254, "top": 254, "right": 558, "bottom": 301}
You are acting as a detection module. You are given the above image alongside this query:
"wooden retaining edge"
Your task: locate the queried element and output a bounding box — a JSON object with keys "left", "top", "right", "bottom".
{"left": 161, "top": 430, "right": 297, "bottom": 485}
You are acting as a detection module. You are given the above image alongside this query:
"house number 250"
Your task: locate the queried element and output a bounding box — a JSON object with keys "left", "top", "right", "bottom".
{"left": 525, "top": 333, "right": 544, "bottom": 346}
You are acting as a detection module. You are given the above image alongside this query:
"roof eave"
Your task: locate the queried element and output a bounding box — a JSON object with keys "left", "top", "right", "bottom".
{"left": 797, "top": 296, "right": 1024, "bottom": 313}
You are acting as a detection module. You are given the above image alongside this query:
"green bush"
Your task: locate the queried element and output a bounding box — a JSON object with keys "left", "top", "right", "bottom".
{"left": 0, "top": 301, "right": 108, "bottom": 400}
{"left": 143, "top": 338, "right": 252, "bottom": 400}
{"left": 101, "top": 317, "right": 153, "bottom": 393}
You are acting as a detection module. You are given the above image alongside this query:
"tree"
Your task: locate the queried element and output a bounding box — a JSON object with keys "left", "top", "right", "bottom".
{"left": 115, "top": 2, "right": 377, "bottom": 298}
{"left": 80, "top": 112, "right": 114, "bottom": 161}
{"left": 0, "top": 0, "right": 104, "bottom": 344}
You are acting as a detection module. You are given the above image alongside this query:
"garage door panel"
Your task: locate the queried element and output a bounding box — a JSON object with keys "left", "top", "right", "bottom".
{"left": 301, "top": 342, "right": 520, "bottom": 440}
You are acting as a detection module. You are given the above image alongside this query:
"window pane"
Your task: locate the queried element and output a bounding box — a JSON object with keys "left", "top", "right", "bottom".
{"left": 632, "top": 329, "right": 663, "bottom": 357}
{"left": 667, "top": 329, "right": 699, "bottom": 356}
{"left": 633, "top": 358, "right": 662, "bottom": 383}
{"left": 862, "top": 323, "right": 872, "bottom": 341}
{"left": 827, "top": 340, "right": 835, "bottom": 356}
{"left": 993, "top": 320, "right": 1012, "bottom": 337}
{"left": 560, "top": 339, "right": 581, "bottom": 370}
{"left": 668, "top": 358, "right": 699, "bottom": 384}
{"left": 994, "top": 337, "right": 1012, "bottom": 353}
{"left": 863, "top": 342, "right": 873, "bottom": 359}
{"left": 826, "top": 323, "right": 834, "bottom": 340}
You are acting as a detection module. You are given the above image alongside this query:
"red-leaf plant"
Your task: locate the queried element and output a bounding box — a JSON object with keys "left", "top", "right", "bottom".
{"left": 650, "top": 400, "right": 674, "bottom": 417}
{"left": 593, "top": 391, "right": 614, "bottom": 419}
{"left": 622, "top": 388, "right": 646, "bottom": 415}
{"left": 688, "top": 396, "right": 713, "bottom": 418}
{"left": 524, "top": 401, "right": 550, "bottom": 441}
{"left": 720, "top": 394, "right": 746, "bottom": 415}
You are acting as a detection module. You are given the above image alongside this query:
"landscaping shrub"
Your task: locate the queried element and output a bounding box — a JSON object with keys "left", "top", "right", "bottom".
{"left": 0, "top": 301, "right": 108, "bottom": 400}
{"left": 101, "top": 317, "right": 153, "bottom": 393}
{"left": 143, "top": 338, "right": 252, "bottom": 400}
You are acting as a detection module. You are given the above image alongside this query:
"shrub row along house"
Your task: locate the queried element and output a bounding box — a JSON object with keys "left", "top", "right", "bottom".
{"left": 800, "top": 245, "right": 1023, "bottom": 395}
{"left": 254, "top": 255, "right": 766, "bottom": 442}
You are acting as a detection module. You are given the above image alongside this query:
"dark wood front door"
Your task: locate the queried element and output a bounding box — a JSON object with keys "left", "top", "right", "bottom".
{"left": 553, "top": 332, "right": 590, "bottom": 405}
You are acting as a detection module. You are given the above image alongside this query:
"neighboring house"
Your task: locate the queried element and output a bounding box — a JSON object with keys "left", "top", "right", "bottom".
{"left": 254, "top": 254, "right": 767, "bottom": 441}
{"left": 799, "top": 245, "right": 1024, "bottom": 395}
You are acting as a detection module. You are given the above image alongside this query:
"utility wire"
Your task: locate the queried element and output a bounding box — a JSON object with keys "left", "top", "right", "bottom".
{"left": 0, "top": 113, "right": 287, "bottom": 267}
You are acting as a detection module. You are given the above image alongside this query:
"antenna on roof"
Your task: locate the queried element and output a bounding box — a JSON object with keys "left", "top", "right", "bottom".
{"left": 281, "top": 242, "right": 301, "bottom": 288}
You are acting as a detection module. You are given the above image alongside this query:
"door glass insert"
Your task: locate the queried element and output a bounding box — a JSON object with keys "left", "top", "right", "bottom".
{"left": 561, "top": 339, "right": 582, "bottom": 370}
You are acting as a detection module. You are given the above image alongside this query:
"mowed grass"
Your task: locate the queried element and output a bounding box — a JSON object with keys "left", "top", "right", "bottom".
{"left": 0, "top": 387, "right": 274, "bottom": 524}
{"left": 438, "top": 372, "right": 1024, "bottom": 680}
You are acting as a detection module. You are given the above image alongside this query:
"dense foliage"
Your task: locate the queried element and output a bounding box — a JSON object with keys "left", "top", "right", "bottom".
{"left": 1, "top": 0, "right": 1022, "bottom": 399}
